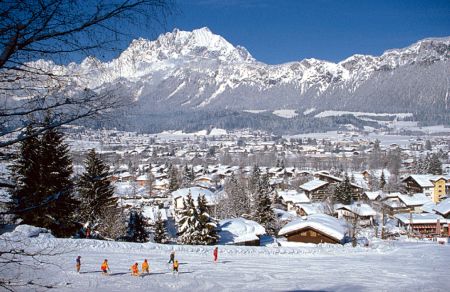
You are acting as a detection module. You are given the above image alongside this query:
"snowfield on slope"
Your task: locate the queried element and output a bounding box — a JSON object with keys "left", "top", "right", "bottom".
{"left": 2, "top": 233, "right": 450, "bottom": 292}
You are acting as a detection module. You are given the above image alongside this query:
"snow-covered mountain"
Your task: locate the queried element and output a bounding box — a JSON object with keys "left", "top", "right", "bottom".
{"left": 22, "top": 27, "right": 450, "bottom": 121}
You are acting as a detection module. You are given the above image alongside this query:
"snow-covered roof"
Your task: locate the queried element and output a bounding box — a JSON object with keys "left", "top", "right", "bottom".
{"left": 335, "top": 203, "right": 377, "bottom": 216}
{"left": 421, "top": 201, "right": 437, "bottom": 214}
{"left": 278, "top": 190, "right": 310, "bottom": 204}
{"left": 299, "top": 179, "right": 329, "bottom": 192}
{"left": 278, "top": 214, "right": 347, "bottom": 241}
{"left": 434, "top": 199, "right": 450, "bottom": 216}
{"left": 404, "top": 175, "right": 434, "bottom": 188}
{"left": 172, "top": 187, "right": 216, "bottom": 203}
{"left": 219, "top": 218, "right": 266, "bottom": 244}
{"left": 364, "top": 191, "right": 381, "bottom": 201}
{"left": 297, "top": 203, "right": 326, "bottom": 215}
{"left": 395, "top": 213, "right": 446, "bottom": 225}
{"left": 398, "top": 193, "right": 431, "bottom": 207}
{"left": 273, "top": 208, "right": 298, "bottom": 222}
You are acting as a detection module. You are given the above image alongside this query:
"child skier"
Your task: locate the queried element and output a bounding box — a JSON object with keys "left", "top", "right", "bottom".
{"left": 130, "top": 262, "right": 140, "bottom": 276}
{"left": 76, "top": 256, "right": 81, "bottom": 273}
{"left": 142, "top": 259, "right": 150, "bottom": 274}
{"left": 168, "top": 250, "right": 175, "bottom": 264}
{"left": 213, "top": 246, "right": 218, "bottom": 263}
{"left": 101, "top": 259, "right": 110, "bottom": 275}
{"left": 172, "top": 260, "right": 179, "bottom": 275}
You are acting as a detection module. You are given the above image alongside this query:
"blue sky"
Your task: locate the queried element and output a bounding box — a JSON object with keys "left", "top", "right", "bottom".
{"left": 152, "top": 0, "right": 450, "bottom": 64}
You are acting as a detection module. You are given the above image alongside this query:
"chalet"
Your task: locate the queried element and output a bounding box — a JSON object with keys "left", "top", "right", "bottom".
{"left": 278, "top": 214, "right": 348, "bottom": 244}
{"left": 299, "top": 179, "right": 330, "bottom": 201}
{"left": 381, "top": 193, "right": 431, "bottom": 215}
{"left": 395, "top": 213, "right": 448, "bottom": 237}
{"left": 277, "top": 190, "right": 310, "bottom": 211}
{"left": 218, "top": 218, "right": 266, "bottom": 246}
{"left": 335, "top": 203, "right": 377, "bottom": 227}
{"left": 135, "top": 174, "right": 149, "bottom": 186}
{"left": 402, "top": 175, "right": 448, "bottom": 203}
{"left": 296, "top": 203, "right": 326, "bottom": 216}
{"left": 434, "top": 199, "right": 450, "bottom": 219}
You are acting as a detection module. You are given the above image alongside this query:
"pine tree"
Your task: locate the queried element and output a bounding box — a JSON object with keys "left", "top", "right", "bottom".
{"left": 39, "top": 125, "right": 78, "bottom": 237}
{"left": 181, "top": 165, "right": 195, "bottom": 188}
{"left": 428, "top": 153, "right": 442, "bottom": 175}
{"left": 168, "top": 165, "right": 180, "bottom": 192}
{"left": 379, "top": 170, "right": 386, "bottom": 190}
{"left": 334, "top": 174, "right": 353, "bottom": 205}
{"left": 77, "top": 149, "right": 117, "bottom": 233}
{"left": 153, "top": 212, "right": 169, "bottom": 244}
{"left": 9, "top": 125, "right": 42, "bottom": 226}
{"left": 252, "top": 174, "right": 276, "bottom": 234}
{"left": 126, "top": 210, "right": 148, "bottom": 242}
{"left": 196, "top": 195, "right": 219, "bottom": 245}
{"left": 176, "top": 192, "right": 200, "bottom": 245}
{"left": 249, "top": 165, "right": 261, "bottom": 193}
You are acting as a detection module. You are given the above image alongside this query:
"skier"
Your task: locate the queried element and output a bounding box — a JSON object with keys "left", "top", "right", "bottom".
{"left": 172, "top": 260, "right": 179, "bottom": 275}
{"left": 168, "top": 250, "right": 175, "bottom": 264}
{"left": 130, "top": 262, "right": 139, "bottom": 276}
{"left": 75, "top": 256, "right": 81, "bottom": 273}
{"left": 101, "top": 259, "right": 110, "bottom": 275}
{"left": 142, "top": 259, "right": 150, "bottom": 274}
{"left": 213, "top": 246, "right": 218, "bottom": 263}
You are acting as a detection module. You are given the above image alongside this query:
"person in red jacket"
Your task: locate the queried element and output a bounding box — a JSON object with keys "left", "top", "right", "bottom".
{"left": 213, "top": 246, "right": 218, "bottom": 263}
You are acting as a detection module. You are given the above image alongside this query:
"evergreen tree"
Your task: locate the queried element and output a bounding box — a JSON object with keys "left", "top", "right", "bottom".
{"left": 379, "top": 170, "right": 386, "bottom": 190}
{"left": 196, "top": 195, "right": 219, "bottom": 245}
{"left": 252, "top": 174, "right": 276, "bottom": 234}
{"left": 334, "top": 174, "right": 353, "bottom": 205}
{"left": 77, "top": 149, "right": 117, "bottom": 232}
{"left": 249, "top": 165, "right": 261, "bottom": 193}
{"left": 126, "top": 210, "right": 148, "bottom": 242}
{"left": 176, "top": 192, "right": 200, "bottom": 244}
{"left": 428, "top": 153, "right": 442, "bottom": 175}
{"left": 39, "top": 124, "right": 78, "bottom": 236}
{"left": 153, "top": 212, "right": 169, "bottom": 244}
{"left": 181, "top": 165, "right": 195, "bottom": 188}
{"left": 168, "top": 165, "right": 180, "bottom": 192}
{"left": 9, "top": 125, "right": 42, "bottom": 226}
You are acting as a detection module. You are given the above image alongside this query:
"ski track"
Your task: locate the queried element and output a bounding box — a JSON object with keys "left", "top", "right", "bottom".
{"left": 3, "top": 237, "right": 450, "bottom": 291}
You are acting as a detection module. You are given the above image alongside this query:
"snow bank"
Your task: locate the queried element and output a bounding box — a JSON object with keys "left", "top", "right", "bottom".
{"left": 219, "top": 218, "right": 266, "bottom": 244}
{"left": 1, "top": 224, "right": 54, "bottom": 239}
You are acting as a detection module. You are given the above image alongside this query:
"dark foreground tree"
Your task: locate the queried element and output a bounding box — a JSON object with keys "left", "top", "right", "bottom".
{"left": 126, "top": 210, "right": 149, "bottom": 242}
{"left": 153, "top": 212, "right": 169, "bottom": 244}
{"left": 77, "top": 149, "right": 116, "bottom": 233}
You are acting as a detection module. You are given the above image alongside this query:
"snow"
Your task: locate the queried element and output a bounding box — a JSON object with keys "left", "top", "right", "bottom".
{"left": 314, "top": 110, "right": 413, "bottom": 119}
{"left": 398, "top": 193, "right": 431, "bottom": 207}
{"left": 218, "top": 218, "right": 266, "bottom": 244}
{"left": 171, "top": 187, "right": 216, "bottom": 202}
{"left": 277, "top": 190, "right": 310, "bottom": 204}
{"left": 299, "top": 179, "right": 329, "bottom": 192}
{"left": 208, "top": 128, "right": 227, "bottom": 136}
{"left": 434, "top": 198, "right": 450, "bottom": 216}
{"left": 364, "top": 191, "right": 381, "bottom": 201}
{"left": 335, "top": 203, "right": 377, "bottom": 217}
{"left": 395, "top": 213, "right": 446, "bottom": 224}
{"left": 1, "top": 224, "right": 54, "bottom": 239}
{"left": 272, "top": 109, "right": 298, "bottom": 119}
{"left": 1, "top": 228, "right": 450, "bottom": 291}
{"left": 242, "top": 109, "right": 267, "bottom": 114}
{"left": 278, "top": 214, "right": 348, "bottom": 242}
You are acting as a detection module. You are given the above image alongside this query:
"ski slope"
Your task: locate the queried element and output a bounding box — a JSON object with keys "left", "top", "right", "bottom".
{"left": 2, "top": 232, "right": 450, "bottom": 292}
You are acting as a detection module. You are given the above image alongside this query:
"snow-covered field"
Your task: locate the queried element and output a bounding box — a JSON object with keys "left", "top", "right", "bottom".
{"left": 2, "top": 229, "right": 450, "bottom": 291}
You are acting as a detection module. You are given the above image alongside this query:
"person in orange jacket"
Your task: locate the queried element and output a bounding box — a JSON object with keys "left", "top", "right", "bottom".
{"left": 213, "top": 246, "right": 218, "bottom": 263}
{"left": 142, "top": 259, "right": 150, "bottom": 274}
{"left": 172, "top": 260, "right": 179, "bottom": 275}
{"left": 130, "top": 262, "right": 139, "bottom": 276}
{"left": 101, "top": 259, "right": 110, "bottom": 275}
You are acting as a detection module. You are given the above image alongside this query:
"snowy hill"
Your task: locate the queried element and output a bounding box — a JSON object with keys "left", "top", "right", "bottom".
{"left": 5, "top": 28, "right": 450, "bottom": 131}
{"left": 2, "top": 226, "right": 450, "bottom": 291}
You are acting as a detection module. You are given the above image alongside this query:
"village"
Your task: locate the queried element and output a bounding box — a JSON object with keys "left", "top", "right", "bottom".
{"left": 20, "top": 125, "right": 446, "bottom": 247}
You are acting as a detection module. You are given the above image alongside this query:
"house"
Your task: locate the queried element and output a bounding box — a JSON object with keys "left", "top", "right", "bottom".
{"left": 299, "top": 179, "right": 330, "bottom": 201}
{"left": 277, "top": 190, "right": 310, "bottom": 211}
{"left": 278, "top": 214, "right": 348, "bottom": 244}
{"left": 296, "top": 203, "right": 327, "bottom": 216}
{"left": 402, "top": 175, "right": 448, "bottom": 203}
{"left": 379, "top": 192, "right": 431, "bottom": 215}
{"left": 434, "top": 199, "right": 450, "bottom": 219}
{"left": 395, "top": 213, "right": 448, "bottom": 237}
{"left": 171, "top": 187, "right": 217, "bottom": 211}
{"left": 362, "top": 191, "right": 382, "bottom": 202}
{"left": 218, "top": 218, "right": 266, "bottom": 246}
{"left": 335, "top": 203, "right": 377, "bottom": 226}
